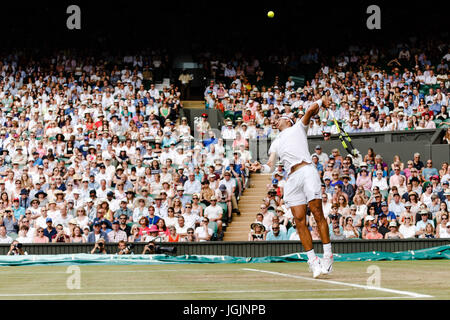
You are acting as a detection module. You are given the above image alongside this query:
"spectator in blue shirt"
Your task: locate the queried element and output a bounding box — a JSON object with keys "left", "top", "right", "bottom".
{"left": 12, "top": 199, "right": 25, "bottom": 220}
{"left": 380, "top": 202, "right": 397, "bottom": 221}
{"left": 31, "top": 152, "right": 43, "bottom": 166}
{"left": 43, "top": 218, "right": 57, "bottom": 242}
{"left": 422, "top": 160, "right": 439, "bottom": 181}
{"left": 266, "top": 222, "right": 288, "bottom": 241}
{"left": 430, "top": 101, "right": 441, "bottom": 115}
{"left": 312, "top": 155, "right": 323, "bottom": 175}
{"left": 88, "top": 174, "right": 100, "bottom": 190}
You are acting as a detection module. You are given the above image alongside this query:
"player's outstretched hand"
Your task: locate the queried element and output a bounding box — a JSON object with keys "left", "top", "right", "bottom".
{"left": 250, "top": 161, "right": 261, "bottom": 172}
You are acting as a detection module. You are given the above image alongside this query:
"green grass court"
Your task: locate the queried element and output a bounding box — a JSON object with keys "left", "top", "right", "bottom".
{"left": 0, "top": 260, "right": 448, "bottom": 300}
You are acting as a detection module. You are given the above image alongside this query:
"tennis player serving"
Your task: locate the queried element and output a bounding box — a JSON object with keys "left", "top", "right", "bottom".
{"left": 251, "top": 94, "right": 333, "bottom": 278}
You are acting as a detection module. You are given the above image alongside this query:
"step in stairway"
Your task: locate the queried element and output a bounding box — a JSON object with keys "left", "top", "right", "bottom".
{"left": 223, "top": 173, "right": 272, "bottom": 241}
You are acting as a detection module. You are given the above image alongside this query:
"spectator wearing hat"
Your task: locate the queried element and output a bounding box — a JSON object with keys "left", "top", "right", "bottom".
{"left": 365, "top": 222, "right": 383, "bottom": 240}
{"left": 196, "top": 113, "right": 211, "bottom": 139}
{"left": 87, "top": 222, "right": 109, "bottom": 243}
{"left": 356, "top": 163, "right": 372, "bottom": 191}
{"left": 341, "top": 174, "right": 355, "bottom": 202}
{"left": 248, "top": 222, "right": 266, "bottom": 241}
{"left": 415, "top": 209, "right": 435, "bottom": 237}
{"left": 377, "top": 213, "right": 391, "bottom": 236}
{"left": 43, "top": 218, "right": 57, "bottom": 242}
{"left": 272, "top": 162, "right": 287, "bottom": 181}
{"left": 380, "top": 201, "right": 397, "bottom": 222}
{"left": 323, "top": 176, "right": 333, "bottom": 195}
{"left": 388, "top": 193, "right": 405, "bottom": 217}
{"left": 19, "top": 189, "right": 31, "bottom": 210}
{"left": 327, "top": 203, "right": 342, "bottom": 226}
{"left": 2, "top": 208, "right": 18, "bottom": 238}
{"left": 311, "top": 145, "right": 329, "bottom": 168}
{"left": 11, "top": 198, "right": 25, "bottom": 221}
{"left": 384, "top": 221, "right": 404, "bottom": 239}
{"left": 443, "top": 188, "right": 450, "bottom": 208}
{"left": 108, "top": 220, "right": 128, "bottom": 243}
{"left": 216, "top": 184, "right": 232, "bottom": 222}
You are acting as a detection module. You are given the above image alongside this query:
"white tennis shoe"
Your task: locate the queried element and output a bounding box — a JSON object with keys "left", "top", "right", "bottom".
{"left": 307, "top": 256, "right": 322, "bottom": 278}
{"left": 321, "top": 255, "right": 334, "bottom": 275}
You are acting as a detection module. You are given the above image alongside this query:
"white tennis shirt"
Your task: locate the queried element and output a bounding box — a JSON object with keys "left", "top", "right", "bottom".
{"left": 269, "top": 120, "right": 312, "bottom": 173}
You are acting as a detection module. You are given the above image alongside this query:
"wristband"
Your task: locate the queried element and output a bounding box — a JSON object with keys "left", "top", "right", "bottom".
{"left": 261, "top": 164, "right": 271, "bottom": 173}
{"left": 315, "top": 99, "right": 323, "bottom": 107}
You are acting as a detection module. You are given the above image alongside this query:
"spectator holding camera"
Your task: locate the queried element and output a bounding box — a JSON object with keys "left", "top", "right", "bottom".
{"left": 7, "top": 240, "right": 27, "bottom": 255}
{"left": 2, "top": 208, "right": 18, "bottom": 239}
{"left": 117, "top": 240, "right": 133, "bottom": 255}
{"left": 52, "top": 224, "right": 70, "bottom": 243}
{"left": 90, "top": 238, "right": 107, "bottom": 254}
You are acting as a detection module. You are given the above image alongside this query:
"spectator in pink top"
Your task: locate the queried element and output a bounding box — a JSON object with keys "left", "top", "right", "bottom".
{"left": 356, "top": 163, "right": 372, "bottom": 191}
{"left": 33, "top": 227, "right": 49, "bottom": 243}
{"left": 389, "top": 165, "right": 406, "bottom": 189}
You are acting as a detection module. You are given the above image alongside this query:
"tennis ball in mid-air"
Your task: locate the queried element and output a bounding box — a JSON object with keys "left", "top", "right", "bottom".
{"left": 267, "top": 11, "right": 274, "bottom": 18}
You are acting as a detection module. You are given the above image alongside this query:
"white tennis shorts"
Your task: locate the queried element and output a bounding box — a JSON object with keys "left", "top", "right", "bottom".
{"left": 283, "top": 164, "right": 322, "bottom": 208}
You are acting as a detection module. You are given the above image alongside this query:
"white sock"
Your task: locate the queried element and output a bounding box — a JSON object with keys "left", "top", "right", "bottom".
{"left": 323, "top": 243, "right": 332, "bottom": 257}
{"left": 306, "top": 249, "right": 316, "bottom": 261}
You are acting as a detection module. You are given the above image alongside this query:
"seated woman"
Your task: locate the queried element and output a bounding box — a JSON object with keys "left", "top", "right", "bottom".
{"left": 384, "top": 221, "right": 404, "bottom": 239}
{"left": 248, "top": 222, "right": 266, "bottom": 241}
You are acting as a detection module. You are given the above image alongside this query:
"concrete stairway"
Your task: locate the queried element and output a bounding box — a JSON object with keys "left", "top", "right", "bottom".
{"left": 223, "top": 174, "right": 272, "bottom": 241}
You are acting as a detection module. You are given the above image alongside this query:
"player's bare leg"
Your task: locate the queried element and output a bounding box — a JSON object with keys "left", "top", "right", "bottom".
{"left": 309, "top": 198, "right": 334, "bottom": 274}
{"left": 290, "top": 204, "right": 322, "bottom": 278}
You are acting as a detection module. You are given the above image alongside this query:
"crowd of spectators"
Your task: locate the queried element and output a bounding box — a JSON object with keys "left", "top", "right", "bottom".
{"left": 1, "top": 35, "right": 450, "bottom": 251}
{"left": 202, "top": 39, "right": 450, "bottom": 138}
{"left": 197, "top": 39, "right": 450, "bottom": 241}
{"left": 248, "top": 150, "right": 450, "bottom": 241}
{"left": 0, "top": 50, "right": 249, "bottom": 250}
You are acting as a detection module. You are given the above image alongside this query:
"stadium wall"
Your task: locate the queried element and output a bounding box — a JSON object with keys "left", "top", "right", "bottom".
{"left": 1, "top": 239, "right": 448, "bottom": 257}
{"left": 223, "top": 128, "right": 448, "bottom": 164}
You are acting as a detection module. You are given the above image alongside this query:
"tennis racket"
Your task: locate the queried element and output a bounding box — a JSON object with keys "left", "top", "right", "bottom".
{"left": 332, "top": 118, "right": 357, "bottom": 156}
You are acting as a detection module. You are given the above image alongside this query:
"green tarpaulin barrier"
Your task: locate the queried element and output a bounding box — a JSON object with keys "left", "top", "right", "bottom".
{"left": 1, "top": 245, "right": 449, "bottom": 267}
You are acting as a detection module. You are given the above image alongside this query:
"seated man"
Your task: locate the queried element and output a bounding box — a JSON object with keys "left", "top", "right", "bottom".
{"left": 203, "top": 196, "right": 223, "bottom": 235}
{"left": 266, "top": 222, "right": 288, "bottom": 241}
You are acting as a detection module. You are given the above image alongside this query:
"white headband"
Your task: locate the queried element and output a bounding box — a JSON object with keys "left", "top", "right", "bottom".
{"left": 280, "top": 116, "right": 294, "bottom": 125}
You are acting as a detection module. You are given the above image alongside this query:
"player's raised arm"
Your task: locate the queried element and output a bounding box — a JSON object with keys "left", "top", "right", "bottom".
{"left": 302, "top": 95, "right": 331, "bottom": 126}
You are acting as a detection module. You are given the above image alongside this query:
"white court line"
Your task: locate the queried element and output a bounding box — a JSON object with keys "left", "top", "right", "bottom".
{"left": 0, "top": 269, "right": 236, "bottom": 275}
{"left": 276, "top": 296, "right": 414, "bottom": 300}
{"left": 242, "top": 268, "right": 433, "bottom": 299}
{"left": 0, "top": 288, "right": 351, "bottom": 297}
